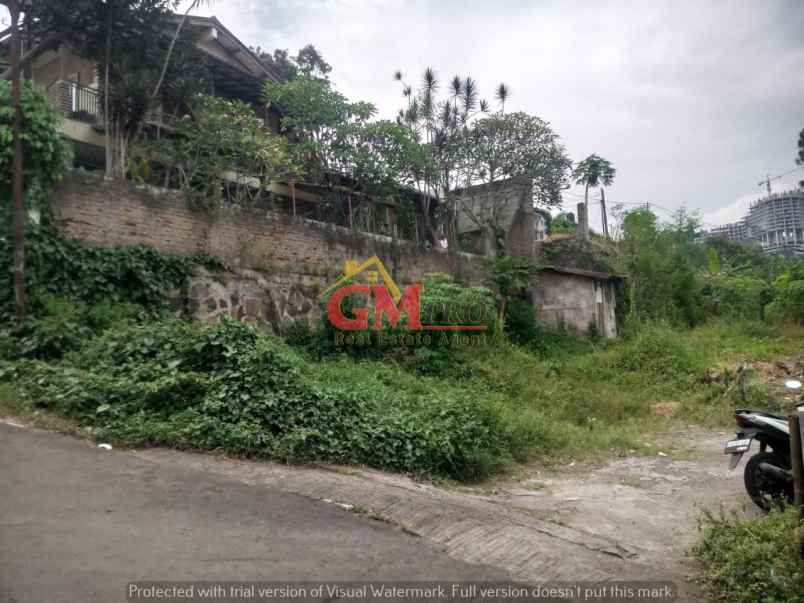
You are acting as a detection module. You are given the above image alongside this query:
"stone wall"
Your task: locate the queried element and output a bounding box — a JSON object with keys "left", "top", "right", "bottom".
{"left": 53, "top": 173, "right": 488, "bottom": 332}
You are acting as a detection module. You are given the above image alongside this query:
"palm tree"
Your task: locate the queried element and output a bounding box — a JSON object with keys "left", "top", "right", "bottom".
{"left": 495, "top": 83, "right": 509, "bottom": 113}
{"left": 572, "top": 154, "right": 616, "bottom": 238}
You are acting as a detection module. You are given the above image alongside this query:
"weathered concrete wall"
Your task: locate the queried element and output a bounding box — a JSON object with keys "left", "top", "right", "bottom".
{"left": 532, "top": 271, "right": 617, "bottom": 338}
{"left": 454, "top": 178, "right": 535, "bottom": 257}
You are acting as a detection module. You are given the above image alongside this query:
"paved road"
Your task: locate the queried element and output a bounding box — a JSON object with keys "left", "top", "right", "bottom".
{"left": 0, "top": 423, "right": 506, "bottom": 603}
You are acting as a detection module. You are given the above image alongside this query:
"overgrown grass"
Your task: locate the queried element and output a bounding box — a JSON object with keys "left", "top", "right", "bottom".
{"left": 2, "top": 298, "right": 802, "bottom": 480}
{"left": 693, "top": 508, "right": 804, "bottom": 603}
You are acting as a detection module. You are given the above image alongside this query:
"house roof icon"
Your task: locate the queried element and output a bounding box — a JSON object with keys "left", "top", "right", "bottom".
{"left": 320, "top": 256, "right": 402, "bottom": 303}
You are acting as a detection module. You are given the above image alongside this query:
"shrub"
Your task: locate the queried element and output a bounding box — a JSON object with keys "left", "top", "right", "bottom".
{"left": 0, "top": 221, "right": 224, "bottom": 320}
{"left": 303, "top": 272, "right": 498, "bottom": 367}
{"left": 11, "top": 316, "right": 505, "bottom": 480}
{"left": 708, "top": 275, "right": 768, "bottom": 319}
{"left": 504, "top": 298, "right": 538, "bottom": 345}
{"left": 12, "top": 296, "right": 143, "bottom": 359}
{"left": 694, "top": 508, "right": 804, "bottom": 603}
{"left": 612, "top": 324, "right": 704, "bottom": 378}
{"left": 766, "top": 264, "right": 804, "bottom": 324}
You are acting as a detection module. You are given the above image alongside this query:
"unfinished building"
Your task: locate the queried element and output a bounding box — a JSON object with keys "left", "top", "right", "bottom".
{"left": 702, "top": 189, "right": 804, "bottom": 255}
{"left": 745, "top": 190, "right": 804, "bottom": 254}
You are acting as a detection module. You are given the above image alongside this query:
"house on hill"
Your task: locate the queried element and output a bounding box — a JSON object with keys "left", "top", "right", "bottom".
{"left": 4, "top": 15, "right": 283, "bottom": 170}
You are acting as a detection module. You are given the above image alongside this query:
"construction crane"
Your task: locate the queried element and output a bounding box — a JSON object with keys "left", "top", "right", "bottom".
{"left": 758, "top": 167, "right": 803, "bottom": 196}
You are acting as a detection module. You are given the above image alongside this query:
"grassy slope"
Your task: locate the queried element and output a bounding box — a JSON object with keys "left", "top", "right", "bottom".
{"left": 310, "top": 319, "right": 804, "bottom": 466}
{"left": 2, "top": 318, "right": 802, "bottom": 477}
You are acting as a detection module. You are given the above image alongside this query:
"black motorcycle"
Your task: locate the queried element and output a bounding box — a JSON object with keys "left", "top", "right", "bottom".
{"left": 725, "top": 379, "right": 802, "bottom": 511}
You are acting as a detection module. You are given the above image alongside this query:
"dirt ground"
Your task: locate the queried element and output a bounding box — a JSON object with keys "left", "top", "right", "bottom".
{"left": 3, "top": 416, "right": 752, "bottom": 602}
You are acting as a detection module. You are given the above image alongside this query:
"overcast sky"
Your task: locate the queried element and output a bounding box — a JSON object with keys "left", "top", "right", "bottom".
{"left": 178, "top": 0, "right": 803, "bottom": 231}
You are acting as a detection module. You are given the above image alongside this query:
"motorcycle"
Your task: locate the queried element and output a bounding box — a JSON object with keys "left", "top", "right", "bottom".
{"left": 725, "top": 379, "right": 803, "bottom": 511}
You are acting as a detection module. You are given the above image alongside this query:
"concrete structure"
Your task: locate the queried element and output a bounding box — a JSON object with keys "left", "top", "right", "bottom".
{"left": 532, "top": 267, "right": 621, "bottom": 338}
{"left": 707, "top": 220, "right": 749, "bottom": 243}
{"left": 701, "top": 189, "right": 804, "bottom": 255}
{"left": 745, "top": 190, "right": 804, "bottom": 254}
{"left": 453, "top": 177, "right": 542, "bottom": 257}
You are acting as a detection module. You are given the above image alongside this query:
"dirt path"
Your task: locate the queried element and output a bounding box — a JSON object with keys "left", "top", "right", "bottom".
{"left": 128, "top": 428, "right": 750, "bottom": 602}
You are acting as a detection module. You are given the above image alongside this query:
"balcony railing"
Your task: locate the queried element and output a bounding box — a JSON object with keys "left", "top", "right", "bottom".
{"left": 45, "top": 79, "right": 176, "bottom": 131}
{"left": 47, "top": 80, "right": 103, "bottom": 126}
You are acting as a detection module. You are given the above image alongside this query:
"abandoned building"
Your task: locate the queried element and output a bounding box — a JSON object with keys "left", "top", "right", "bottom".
{"left": 532, "top": 267, "right": 620, "bottom": 339}
{"left": 454, "top": 177, "right": 542, "bottom": 257}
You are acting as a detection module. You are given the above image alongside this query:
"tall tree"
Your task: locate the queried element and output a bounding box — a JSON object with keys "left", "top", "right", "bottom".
{"left": 263, "top": 76, "right": 423, "bottom": 229}
{"left": 572, "top": 154, "right": 616, "bottom": 239}
{"left": 6, "top": 0, "right": 24, "bottom": 322}
{"left": 393, "top": 67, "right": 497, "bottom": 243}
{"left": 458, "top": 111, "right": 571, "bottom": 254}
{"left": 7, "top": 0, "right": 207, "bottom": 178}
{"left": 252, "top": 44, "right": 331, "bottom": 82}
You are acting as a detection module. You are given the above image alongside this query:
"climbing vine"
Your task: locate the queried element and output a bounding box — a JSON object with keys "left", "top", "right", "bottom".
{"left": 0, "top": 218, "right": 224, "bottom": 319}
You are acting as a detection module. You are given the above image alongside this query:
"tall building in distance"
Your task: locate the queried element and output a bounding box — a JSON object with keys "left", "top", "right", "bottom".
{"left": 702, "top": 189, "right": 804, "bottom": 255}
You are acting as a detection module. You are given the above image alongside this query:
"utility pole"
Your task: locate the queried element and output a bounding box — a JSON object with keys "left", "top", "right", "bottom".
{"left": 600, "top": 188, "right": 609, "bottom": 239}
{"left": 8, "top": 0, "right": 26, "bottom": 324}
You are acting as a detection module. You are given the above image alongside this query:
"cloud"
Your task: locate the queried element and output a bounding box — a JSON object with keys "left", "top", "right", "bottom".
{"left": 183, "top": 1, "right": 804, "bottom": 224}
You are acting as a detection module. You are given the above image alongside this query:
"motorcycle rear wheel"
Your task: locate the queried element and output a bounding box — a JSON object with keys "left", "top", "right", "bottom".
{"left": 744, "top": 452, "right": 793, "bottom": 512}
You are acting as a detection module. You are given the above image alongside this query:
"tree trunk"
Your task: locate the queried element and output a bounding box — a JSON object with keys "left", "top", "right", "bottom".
{"left": 9, "top": 0, "right": 26, "bottom": 324}
{"left": 104, "top": 8, "right": 113, "bottom": 178}
{"left": 582, "top": 182, "right": 590, "bottom": 240}
{"left": 600, "top": 187, "right": 609, "bottom": 239}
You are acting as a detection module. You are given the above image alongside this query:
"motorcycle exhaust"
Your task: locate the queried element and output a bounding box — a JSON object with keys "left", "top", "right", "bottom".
{"left": 758, "top": 462, "right": 792, "bottom": 482}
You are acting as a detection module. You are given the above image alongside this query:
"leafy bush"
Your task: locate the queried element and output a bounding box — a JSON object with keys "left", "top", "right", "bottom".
{"left": 766, "top": 264, "right": 804, "bottom": 324}
{"left": 0, "top": 80, "right": 71, "bottom": 196}
{"left": 0, "top": 222, "right": 223, "bottom": 320}
{"left": 612, "top": 324, "right": 704, "bottom": 378}
{"left": 146, "top": 94, "right": 301, "bottom": 209}
{"left": 707, "top": 275, "right": 768, "bottom": 319}
{"left": 10, "top": 316, "right": 504, "bottom": 480}
{"left": 297, "top": 272, "right": 498, "bottom": 366}
{"left": 694, "top": 508, "right": 804, "bottom": 603}
{"left": 504, "top": 298, "right": 538, "bottom": 345}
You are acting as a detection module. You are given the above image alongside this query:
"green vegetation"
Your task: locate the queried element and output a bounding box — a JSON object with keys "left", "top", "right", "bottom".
{"left": 3, "top": 312, "right": 504, "bottom": 480}
{"left": 0, "top": 80, "right": 71, "bottom": 197}
{"left": 694, "top": 508, "right": 804, "bottom": 603}
{"left": 0, "top": 221, "right": 222, "bottom": 326}
{"left": 146, "top": 95, "right": 301, "bottom": 210}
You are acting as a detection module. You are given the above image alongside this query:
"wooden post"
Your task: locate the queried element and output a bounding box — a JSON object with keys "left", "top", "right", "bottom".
{"left": 290, "top": 182, "right": 297, "bottom": 217}
{"left": 600, "top": 187, "right": 610, "bottom": 239}
{"left": 790, "top": 413, "right": 804, "bottom": 559}
{"left": 347, "top": 193, "right": 353, "bottom": 228}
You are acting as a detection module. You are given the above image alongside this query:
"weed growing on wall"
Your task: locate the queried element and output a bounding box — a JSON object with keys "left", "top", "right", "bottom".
{"left": 0, "top": 221, "right": 224, "bottom": 322}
